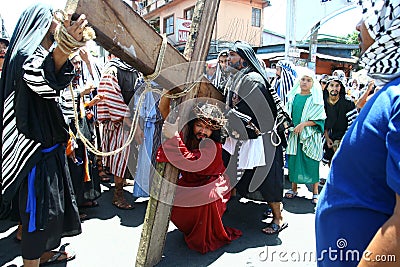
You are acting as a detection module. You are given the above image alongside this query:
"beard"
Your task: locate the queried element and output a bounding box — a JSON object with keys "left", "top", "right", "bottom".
{"left": 195, "top": 133, "right": 209, "bottom": 140}
{"left": 229, "top": 61, "right": 242, "bottom": 70}
{"left": 329, "top": 91, "right": 339, "bottom": 96}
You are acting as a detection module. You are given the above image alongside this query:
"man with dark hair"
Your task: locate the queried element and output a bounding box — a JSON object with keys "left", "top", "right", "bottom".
{"left": 157, "top": 102, "right": 242, "bottom": 253}
{"left": 0, "top": 37, "right": 9, "bottom": 75}
{"left": 0, "top": 4, "right": 90, "bottom": 267}
{"left": 213, "top": 49, "right": 231, "bottom": 95}
{"left": 316, "top": 1, "right": 400, "bottom": 265}
{"left": 223, "top": 40, "right": 291, "bottom": 235}
{"left": 322, "top": 76, "right": 357, "bottom": 166}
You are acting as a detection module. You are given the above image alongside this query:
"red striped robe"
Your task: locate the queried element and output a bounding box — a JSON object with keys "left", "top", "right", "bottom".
{"left": 97, "top": 70, "right": 131, "bottom": 177}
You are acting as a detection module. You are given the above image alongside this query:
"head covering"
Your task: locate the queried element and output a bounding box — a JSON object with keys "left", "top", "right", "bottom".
{"left": 287, "top": 67, "right": 324, "bottom": 106}
{"left": 229, "top": 41, "right": 289, "bottom": 120}
{"left": 275, "top": 60, "right": 297, "bottom": 105}
{"left": 230, "top": 41, "right": 271, "bottom": 83}
{"left": 319, "top": 74, "right": 329, "bottom": 83}
{"left": 326, "top": 76, "right": 346, "bottom": 95}
{"left": 0, "top": 38, "right": 9, "bottom": 47}
{"left": 213, "top": 49, "right": 229, "bottom": 88}
{"left": 332, "top": 69, "right": 347, "bottom": 84}
{"left": 0, "top": 4, "right": 53, "bottom": 213}
{"left": 358, "top": 0, "right": 400, "bottom": 86}
{"left": 0, "top": 4, "right": 53, "bottom": 103}
{"left": 193, "top": 102, "right": 226, "bottom": 130}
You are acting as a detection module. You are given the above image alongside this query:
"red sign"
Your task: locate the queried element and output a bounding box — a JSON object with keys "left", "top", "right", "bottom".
{"left": 176, "top": 18, "right": 192, "bottom": 43}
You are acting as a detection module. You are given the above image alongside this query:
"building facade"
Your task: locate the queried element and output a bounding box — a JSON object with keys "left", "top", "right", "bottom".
{"left": 136, "top": 0, "right": 269, "bottom": 54}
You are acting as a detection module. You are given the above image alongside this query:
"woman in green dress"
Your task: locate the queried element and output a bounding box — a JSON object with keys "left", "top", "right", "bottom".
{"left": 285, "top": 68, "right": 326, "bottom": 204}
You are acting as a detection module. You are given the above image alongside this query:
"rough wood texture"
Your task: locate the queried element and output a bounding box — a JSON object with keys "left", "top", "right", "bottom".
{"left": 66, "top": 0, "right": 222, "bottom": 99}
{"left": 136, "top": 1, "right": 221, "bottom": 266}
{"left": 65, "top": 0, "right": 222, "bottom": 266}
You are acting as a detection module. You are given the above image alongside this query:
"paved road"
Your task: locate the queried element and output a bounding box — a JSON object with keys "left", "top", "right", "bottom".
{"left": 0, "top": 165, "right": 329, "bottom": 267}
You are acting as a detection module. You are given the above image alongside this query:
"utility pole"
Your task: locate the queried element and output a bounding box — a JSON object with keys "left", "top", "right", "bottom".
{"left": 0, "top": 15, "right": 6, "bottom": 38}
{"left": 284, "top": 0, "right": 296, "bottom": 60}
{"left": 307, "top": 22, "right": 319, "bottom": 72}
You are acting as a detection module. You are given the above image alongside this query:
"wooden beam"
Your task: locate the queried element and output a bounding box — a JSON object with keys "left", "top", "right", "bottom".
{"left": 136, "top": 1, "right": 221, "bottom": 266}
{"left": 65, "top": 1, "right": 222, "bottom": 265}
{"left": 66, "top": 0, "right": 222, "bottom": 99}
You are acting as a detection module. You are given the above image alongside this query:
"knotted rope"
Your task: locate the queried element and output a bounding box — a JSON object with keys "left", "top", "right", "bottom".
{"left": 70, "top": 35, "right": 169, "bottom": 156}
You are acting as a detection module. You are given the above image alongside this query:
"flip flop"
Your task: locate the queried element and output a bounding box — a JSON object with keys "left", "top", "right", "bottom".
{"left": 39, "top": 250, "right": 76, "bottom": 266}
{"left": 312, "top": 194, "right": 319, "bottom": 205}
{"left": 261, "top": 222, "right": 288, "bottom": 235}
{"left": 284, "top": 189, "right": 298, "bottom": 199}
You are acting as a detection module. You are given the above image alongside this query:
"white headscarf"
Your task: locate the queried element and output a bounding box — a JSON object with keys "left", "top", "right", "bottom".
{"left": 358, "top": 0, "right": 400, "bottom": 86}
{"left": 287, "top": 67, "right": 324, "bottom": 106}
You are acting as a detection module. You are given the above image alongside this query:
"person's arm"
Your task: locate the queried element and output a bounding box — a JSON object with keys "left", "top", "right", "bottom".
{"left": 84, "top": 94, "right": 104, "bottom": 108}
{"left": 356, "top": 80, "right": 375, "bottom": 110}
{"left": 79, "top": 47, "right": 94, "bottom": 78}
{"left": 358, "top": 194, "right": 400, "bottom": 266}
{"left": 293, "top": 120, "right": 316, "bottom": 134}
{"left": 324, "top": 129, "right": 333, "bottom": 148}
{"left": 159, "top": 89, "right": 171, "bottom": 120}
{"left": 53, "top": 13, "right": 88, "bottom": 73}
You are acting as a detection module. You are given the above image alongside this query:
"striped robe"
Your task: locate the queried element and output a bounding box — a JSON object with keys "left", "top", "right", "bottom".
{"left": 286, "top": 94, "right": 326, "bottom": 161}
{"left": 97, "top": 66, "right": 131, "bottom": 178}
{"left": 1, "top": 45, "right": 73, "bottom": 205}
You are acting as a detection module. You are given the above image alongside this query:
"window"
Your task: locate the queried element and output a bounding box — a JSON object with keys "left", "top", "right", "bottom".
{"left": 252, "top": 8, "right": 261, "bottom": 27}
{"left": 184, "top": 6, "right": 195, "bottom": 20}
{"left": 164, "top": 15, "right": 174, "bottom": 35}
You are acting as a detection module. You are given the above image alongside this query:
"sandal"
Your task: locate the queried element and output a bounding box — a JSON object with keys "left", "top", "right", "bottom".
{"left": 96, "top": 159, "right": 111, "bottom": 183}
{"left": 112, "top": 184, "right": 134, "bottom": 210}
{"left": 312, "top": 194, "right": 319, "bottom": 204}
{"left": 39, "top": 250, "right": 76, "bottom": 266}
{"left": 284, "top": 189, "right": 298, "bottom": 199}
{"left": 261, "top": 222, "right": 288, "bottom": 235}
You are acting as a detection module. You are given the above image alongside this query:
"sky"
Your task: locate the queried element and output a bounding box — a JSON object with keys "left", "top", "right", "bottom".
{"left": 1, "top": 0, "right": 362, "bottom": 39}
{"left": 1, "top": 0, "right": 66, "bottom": 37}
{"left": 264, "top": 0, "right": 362, "bottom": 38}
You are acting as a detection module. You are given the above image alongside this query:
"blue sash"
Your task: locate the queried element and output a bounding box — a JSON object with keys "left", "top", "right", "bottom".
{"left": 26, "top": 144, "right": 60, "bottom": 232}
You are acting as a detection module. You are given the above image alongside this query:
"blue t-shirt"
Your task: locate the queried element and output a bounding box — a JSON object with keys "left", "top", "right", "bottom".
{"left": 315, "top": 77, "right": 400, "bottom": 266}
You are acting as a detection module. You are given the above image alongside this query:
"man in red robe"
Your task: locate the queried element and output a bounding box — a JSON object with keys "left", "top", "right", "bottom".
{"left": 157, "top": 102, "right": 242, "bottom": 254}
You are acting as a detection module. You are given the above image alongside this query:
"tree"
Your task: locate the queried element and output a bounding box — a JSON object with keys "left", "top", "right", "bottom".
{"left": 345, "top": 31, "right": 359, "bottom": 45}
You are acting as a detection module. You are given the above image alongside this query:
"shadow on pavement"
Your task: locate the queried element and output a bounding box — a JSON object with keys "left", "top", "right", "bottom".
{"left": 0, "top": 220, "right": 20, "bottom": 267}
{"left": 158, "top": 197, "right": 282, "bottom": 266}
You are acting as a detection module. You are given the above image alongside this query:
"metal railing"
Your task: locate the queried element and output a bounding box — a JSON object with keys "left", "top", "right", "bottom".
{"left": 139, "top": 0, "right": 174, "bottom": 16}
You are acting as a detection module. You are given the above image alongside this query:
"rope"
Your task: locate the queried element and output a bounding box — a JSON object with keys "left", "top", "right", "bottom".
{"left": 268, "top": 116, "right": 284, "bottom": 147}
{"left": 53, "top": 9, "right": 95, "bottom": 55}
{"left": 70, "top": 35, "right": 169, "bottom": 156}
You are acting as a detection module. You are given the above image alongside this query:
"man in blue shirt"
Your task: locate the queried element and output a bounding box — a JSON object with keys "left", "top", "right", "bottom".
{"left": 315, "top": 1, "right": 400, "bottom": 266}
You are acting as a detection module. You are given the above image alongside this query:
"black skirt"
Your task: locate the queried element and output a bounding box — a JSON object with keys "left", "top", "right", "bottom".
{"left": 224, "top": 145, "right": 284, "bottom": 203}
{"left": 19, "top": 145, "right": 81, "bottom": 260}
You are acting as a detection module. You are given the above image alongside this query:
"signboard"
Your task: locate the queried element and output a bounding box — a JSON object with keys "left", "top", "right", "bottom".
{"left": 288, "top": 47, "right": 300, "bottom": 58}
{"left": 176, "top": 18, "right": 192, "bottom": 43}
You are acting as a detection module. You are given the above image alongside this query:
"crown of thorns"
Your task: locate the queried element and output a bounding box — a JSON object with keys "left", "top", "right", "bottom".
{"left": 192, "top": 103, "right": 227, "bottom": 130}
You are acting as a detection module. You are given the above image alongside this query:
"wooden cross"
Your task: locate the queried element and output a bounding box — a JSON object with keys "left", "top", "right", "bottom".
{"left": 66, "top": 0, "right": 222, "bottom": 266}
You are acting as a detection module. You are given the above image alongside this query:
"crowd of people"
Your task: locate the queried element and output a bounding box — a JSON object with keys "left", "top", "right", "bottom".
{"left": 0, "top": 0, "right": 399, "bottom": 266}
